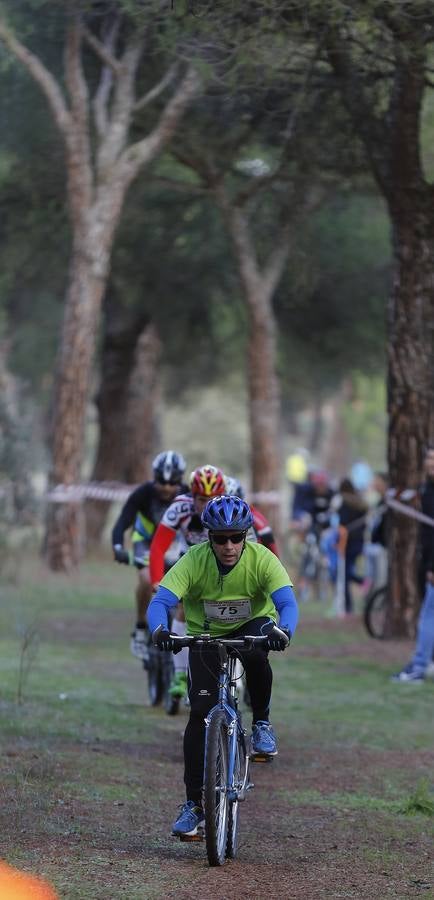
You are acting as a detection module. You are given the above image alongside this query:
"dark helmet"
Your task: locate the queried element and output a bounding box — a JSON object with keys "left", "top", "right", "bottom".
{"left": 201, "top": 495, "right": 254, "bottom": 531}
{"left": 152, "top": 450, "right": 186, "bottom": 485}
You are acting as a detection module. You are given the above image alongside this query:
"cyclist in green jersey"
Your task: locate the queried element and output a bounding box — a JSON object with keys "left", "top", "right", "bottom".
{"left": 147, "top": 494, "right": 299, "bottom": 837}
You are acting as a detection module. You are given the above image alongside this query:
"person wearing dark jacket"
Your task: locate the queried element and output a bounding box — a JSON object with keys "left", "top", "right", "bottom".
{"left": 392, "top": 450, "right": 434, "bottom": 682}
{"left": 335, "top": 478, "right": 368, "bottom": 614}
{"left": 112, "top": 450, "right": 188, "bottom": 660}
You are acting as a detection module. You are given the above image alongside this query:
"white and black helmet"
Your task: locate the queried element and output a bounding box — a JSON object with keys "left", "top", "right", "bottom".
{"left": 224, "top": 475, "right": 245, "bottom": 500}
{"left": 152, "top": 450, "right": 186, "bottom": 485}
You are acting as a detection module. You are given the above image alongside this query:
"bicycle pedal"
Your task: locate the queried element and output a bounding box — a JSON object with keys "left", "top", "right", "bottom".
{"left": 179, "top": 828, "right": 204, "bottom": 843}
{"left": 250, "top": 753, "right": 274, "bottom": 764}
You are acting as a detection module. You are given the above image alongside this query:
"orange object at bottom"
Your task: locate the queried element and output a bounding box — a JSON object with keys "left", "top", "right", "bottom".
{"left": 0, "top": 860, "right": 59, "bottom": 899}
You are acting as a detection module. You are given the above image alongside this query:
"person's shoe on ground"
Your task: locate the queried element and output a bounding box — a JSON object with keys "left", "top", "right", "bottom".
{"left": 130, "top": 626, "right": 149, "bottom": 662}
{"left": 169, "top": 670, "right": 188, "bottom": 698}
{"left": 251, "top": 720, "right": 278, "bottom": 756}
{"left": 172, "top": 800, "right": 204, "bottom": 836}
{"left": 391, "top": 663, "right": 425, "bottom": 683}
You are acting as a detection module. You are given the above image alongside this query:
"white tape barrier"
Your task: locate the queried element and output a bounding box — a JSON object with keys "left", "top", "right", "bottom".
{"left": 45, "top": 483, "right": 282, "bottom": 505}
{"left": 45, "top": 482, "right": 434, "bottom": 529}
{"left": 46, "top": 482, "right": 134, "bottom": 503}
{"left": 386, "top": 497, "right": 434, "bottom": 528}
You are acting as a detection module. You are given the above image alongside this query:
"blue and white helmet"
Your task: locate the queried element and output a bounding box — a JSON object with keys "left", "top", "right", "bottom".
{"left": 152, "top": 450, "right": 186, "bottom": 485}
{"left": 201, "top": 495, "right": 253, "bottom": 531}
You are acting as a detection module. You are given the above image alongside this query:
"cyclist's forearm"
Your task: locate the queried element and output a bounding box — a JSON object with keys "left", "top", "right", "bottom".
{"left": 147, "top": 586, "right": 180, "bottom": 632}
{"left": 271, "top": 585, "right": 299, "bottom": 636}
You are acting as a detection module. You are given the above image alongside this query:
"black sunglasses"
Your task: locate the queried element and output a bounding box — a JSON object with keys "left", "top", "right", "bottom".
{"left": 210, "top": 532, "right": 246, "bottom": 545}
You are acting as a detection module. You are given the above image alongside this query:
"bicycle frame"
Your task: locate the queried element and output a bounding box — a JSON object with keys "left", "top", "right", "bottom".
{"left": 203, "top": 642, "right": 250, "bottom": 802}
{"left": 162, "top": 626, "right": 288, "bottom": 864}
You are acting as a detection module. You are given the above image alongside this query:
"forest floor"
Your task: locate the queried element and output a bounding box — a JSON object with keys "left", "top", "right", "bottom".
{"left": 1, "top": 555, "right": 434, "bottom": 899}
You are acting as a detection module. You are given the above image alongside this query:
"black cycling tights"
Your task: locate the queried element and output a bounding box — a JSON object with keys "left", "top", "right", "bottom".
{"left": 183, "top": 616, "right": 273, "bottom": 806}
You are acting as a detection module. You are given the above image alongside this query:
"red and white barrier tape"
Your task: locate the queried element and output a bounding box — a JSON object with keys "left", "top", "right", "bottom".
{"left": 44, "top": 482, "right": 434, "bottom": 528}
{"left": 45, "top": 482, "right": 282, "bottom": 505}
{"left": 46, "top": 482, "right": 135, "bottom": 503}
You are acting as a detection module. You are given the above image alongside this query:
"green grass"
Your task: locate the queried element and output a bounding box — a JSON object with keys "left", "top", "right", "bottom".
{"left": 399, "top": 779, "right": 434, "bottom": 817}
{"left": 1, "top": 555, "right": 434, "bottom": 898}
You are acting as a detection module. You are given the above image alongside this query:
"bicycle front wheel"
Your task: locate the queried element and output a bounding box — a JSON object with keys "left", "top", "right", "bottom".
{"left": 204, "top": 709, "right": 229, "bottom": 866}
{"left": 226, "top": 734, "right": 245, "bottom": 859}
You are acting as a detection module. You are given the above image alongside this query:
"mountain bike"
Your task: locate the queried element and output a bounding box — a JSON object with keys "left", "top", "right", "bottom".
{"left": 117, "top": 552, "right": 176, "bottom": 711}
{"left": 146, "top": 636, "right": 176, "bottom": 711}
{"left": 298, "top": 527, "right": 330, "bottom": 602}
{"left": 168, "top": 624, "right": 288, "bottom": 866}
{"left": 363, "top": 583, "right": 387, "bottom": 638}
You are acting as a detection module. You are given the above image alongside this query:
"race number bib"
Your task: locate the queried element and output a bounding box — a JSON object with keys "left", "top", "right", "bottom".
{"left": 203, "top": 599, "right": 251, "bottom": 622}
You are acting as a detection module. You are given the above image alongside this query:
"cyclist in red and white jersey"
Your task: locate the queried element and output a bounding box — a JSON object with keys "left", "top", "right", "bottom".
{"left": 149, "top": 464, "right": 226, "bottom": 699}
{"left": 224, "top": 476, "right": 280, "bottom": 557}
{"left": 149, "top": 465, "right": 227, "bottom": 586}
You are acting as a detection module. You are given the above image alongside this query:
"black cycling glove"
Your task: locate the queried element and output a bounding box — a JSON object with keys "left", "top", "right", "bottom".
{"left": 266, "top": 625, "right": 291, "bottom": 651}
{"left": 113, "top": 545, "right": 130, "bottom": 565}
{"left": 152, "top": 626, "right": 176, "bottom": 652}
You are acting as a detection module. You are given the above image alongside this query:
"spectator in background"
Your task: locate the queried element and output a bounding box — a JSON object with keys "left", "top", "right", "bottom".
{"left": 289, "top": 467, "right": 335, "bottom": 603}
{"left": 333, "top": 477, "right": 368, "bottom": 614}
{"left": 392, "top": 449, "right": 434, "bottom": 683}
{"left": 370, "top": 472, "right": 389, "bottom": 547}
{"left": 286, "top": 448, "right": 310, "bottom": 489}
{"left": 290, "top": 467, "right": 334, "bottom": 533}
{"left": 364, "top": 471, "right": 389, "bottom": 590}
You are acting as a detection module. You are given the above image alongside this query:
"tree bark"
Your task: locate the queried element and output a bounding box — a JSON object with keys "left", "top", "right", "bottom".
{"left": 326, "top": 19, "right": 434, "bottom": 635}
{"left": 84, "top": 297, "right": 146, "bottom": 546}
{"left": 384, "top": 212, "right": 434, "bottom": 636}
{"left": 85, "top": 318, "right": 161, "bottom": 546}
{"left": 123, "top": 323, "right": 162, "bottom": 484}
{"left": 323, "top": 379, "right": 353, "bottom": 480}
{"left": 221, "top": 204, "right": 287, "bottom": 537}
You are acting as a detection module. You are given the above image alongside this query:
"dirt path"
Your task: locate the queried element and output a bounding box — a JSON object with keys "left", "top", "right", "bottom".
{"left": 2, "top": 612, "right": 434, "bottom": 899}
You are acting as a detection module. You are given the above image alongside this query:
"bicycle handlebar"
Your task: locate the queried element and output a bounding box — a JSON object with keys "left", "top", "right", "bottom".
{"left": 153, "top": 623, "right": 290, "bottom": 650}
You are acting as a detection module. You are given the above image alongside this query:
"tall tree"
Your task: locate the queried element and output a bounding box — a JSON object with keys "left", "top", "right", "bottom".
{"left": 0, "top": 1, "right": 199, "bottom": 570}
{"left": 319, "top": 3, "right": 434, "bottom": 636}
{"left": 169, "top": 80, "right": 328, "bottom": 529}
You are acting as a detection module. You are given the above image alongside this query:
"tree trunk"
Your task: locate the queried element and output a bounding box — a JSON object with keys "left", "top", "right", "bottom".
{"left": 323, "top": 379, "right": 353, "bottom": 480}
{"left": 0, "top": 341, "right": 36, "bottom": 524}
{"left": 0, "top": 16, "right": 200, "bottom": 570}
{"left": 326, "top": 21, "right": 434, "bottom": 635}
{"left": 123, "top": 323, "right": 162, "bottom": 483}
{"left": 308, "top": 395, "right": 324, "bottom": 456}
{"left": 85, "top": 318, "right": 161, "bottom": 546}
{"left": 215, "top": 203, "right": 287, "bottom": 540}
{"left": 44, "top": 234, "right": 109, "bottom": 569}
{"left": 84, "top": 296, "right": 144, "bottom": 546}
{"left": 384, "top": 215, "right": 434, "bottom": 637}
{"left": 247, "top": 296, "right": 282, "bottom": 535}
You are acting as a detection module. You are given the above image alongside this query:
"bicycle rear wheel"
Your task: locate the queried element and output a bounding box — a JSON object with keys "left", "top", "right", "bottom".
{"left": 204, "top": 709, "right": 229, "bottom": 866}
{"left": 147, "top": 645, "right": 163, "bottom": 706}
{"left": 363, "top": 585, "right": 387, "bottom": 639}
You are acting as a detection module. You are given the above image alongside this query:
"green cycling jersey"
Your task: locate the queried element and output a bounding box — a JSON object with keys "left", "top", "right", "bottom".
{"left": 160, "top": 540, "right": 293, "bottom": 636}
